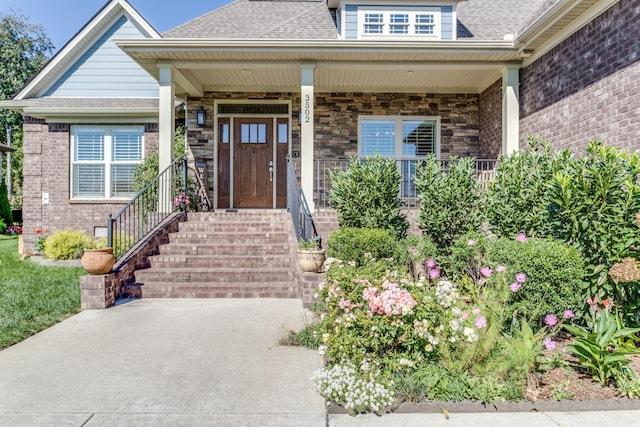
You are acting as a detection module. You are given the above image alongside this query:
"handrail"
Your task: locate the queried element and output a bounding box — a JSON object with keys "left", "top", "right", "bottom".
{"left": 286, "top": 155, "right": 321, "bottom": 248}
{"left": 107, "top": 156, "right": 188, "bottom": 262}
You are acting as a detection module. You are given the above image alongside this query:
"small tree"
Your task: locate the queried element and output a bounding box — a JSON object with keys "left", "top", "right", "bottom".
{"left": 0, "top": 181, "right": 12, "bottom": 225}
{"left": 415, "top": 155, "right": 484, "bottom": 253}
{"left": 328, "top": 155, "right": 408, "bottom": 239}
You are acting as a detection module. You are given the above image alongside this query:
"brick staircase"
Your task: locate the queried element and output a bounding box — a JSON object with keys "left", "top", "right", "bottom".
{"left": 134, "top": 210, "right": 300, "bottom": 299}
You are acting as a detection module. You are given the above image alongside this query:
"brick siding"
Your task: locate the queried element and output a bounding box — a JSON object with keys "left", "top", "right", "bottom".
{"left": 479, "top": 79, "right": 502, "bottom": 159}
{"left": 520, "top": 0, "right": 640, "bottom": 152}
{"left": 21, "top": 119, "right": 159, "bottom": 253}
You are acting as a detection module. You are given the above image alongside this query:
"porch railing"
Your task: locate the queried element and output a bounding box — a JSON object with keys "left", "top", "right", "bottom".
{"left": 314, "top": 158, "right": 499, "bottom": 209}
{"left": 107, "top": 156, "right": 188, "bottom": 262}
{"left": 287, "top": 155, "right": 320, "bottom": 247}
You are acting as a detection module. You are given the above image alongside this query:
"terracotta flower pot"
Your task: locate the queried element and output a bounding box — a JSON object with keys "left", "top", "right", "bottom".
{"left": 81, "top": 247, "right": 115, "bottom": 275}
{"left": 297, "top": 248, "right": 326, "bottom": 273}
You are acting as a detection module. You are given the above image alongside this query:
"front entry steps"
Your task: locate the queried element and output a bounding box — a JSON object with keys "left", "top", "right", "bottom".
{"left": 134, "top": 210, "right": 299, "bottom": 299}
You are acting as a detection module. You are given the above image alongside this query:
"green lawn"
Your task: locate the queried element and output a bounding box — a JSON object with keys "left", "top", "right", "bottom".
{"left": 0, "top": 236, "right": 85, "bottom": 349}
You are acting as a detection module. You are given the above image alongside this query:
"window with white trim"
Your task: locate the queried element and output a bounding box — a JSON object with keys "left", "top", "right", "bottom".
{"left": 71, "top": 126, "right": 144, "bottom": 199}
{"left": 359, "top": 8, "right": 441, "bottom": 38}
{"left": 359, "top": 116, "right": 439, "bottom": 197}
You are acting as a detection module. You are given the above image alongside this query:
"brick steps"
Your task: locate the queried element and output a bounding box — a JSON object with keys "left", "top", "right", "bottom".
{"left": 134, "top": 210, "right": 299, "bottom": 299}
{"left": 149, "top": 254, "right": 290, "bottom": 269}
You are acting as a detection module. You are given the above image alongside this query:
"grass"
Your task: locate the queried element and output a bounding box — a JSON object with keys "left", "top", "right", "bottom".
{"left": 0, "top": 236, "right": 85, "bottom": 349}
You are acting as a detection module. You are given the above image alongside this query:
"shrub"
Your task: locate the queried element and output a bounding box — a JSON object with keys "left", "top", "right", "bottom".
{"left": 486, "top": 236, "right": 584, "bottom": 327}
{"left": 328, "top": 155, "right": 408, "bottom": 239}
{"left": 415, "top": 155, "right": 484, "bottom": 253}
{"left": 0, "top": 218, "right": 5, "bottom": 233}
{"left": 327, "top": 227, "right": 397, "bottom": 265}
{"left": 0, "top": 181, "right": 12, "bottom": 226}
{"left": 548, "top": 141, "right": 640, "bottom": 302}
{"left": 486, "top": 137, "right": 570, "bottom": 238}
{"left": 43, "top": 229, "right": 97, "bottom": 260}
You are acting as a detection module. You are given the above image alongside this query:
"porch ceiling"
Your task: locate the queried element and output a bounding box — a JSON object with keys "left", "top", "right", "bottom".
{"left": 178, "top": 64, "right": 504, "bottom": 94}
{"left": 117, "top": 39, "right": 520, "bottom": 95}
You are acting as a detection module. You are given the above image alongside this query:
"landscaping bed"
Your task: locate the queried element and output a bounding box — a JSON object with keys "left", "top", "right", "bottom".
{"left": 296, "top": 141, "right": 640, "bottom": 413}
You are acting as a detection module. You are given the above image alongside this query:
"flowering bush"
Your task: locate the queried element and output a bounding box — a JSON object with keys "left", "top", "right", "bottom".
{"left": 174, "top": 193, "right": 190, "bottom": 212}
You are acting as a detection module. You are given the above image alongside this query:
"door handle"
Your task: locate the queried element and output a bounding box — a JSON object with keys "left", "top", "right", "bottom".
{"left": 269, "top": 161, "right": 273, "bottom": 182}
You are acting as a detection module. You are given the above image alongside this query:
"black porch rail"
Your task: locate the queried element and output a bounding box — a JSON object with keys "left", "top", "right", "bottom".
{"left": 107, "top": 156, "right": 188, "bottom": 262}
{"left": 286, "top": 155, "right": 320, "bottom": 247}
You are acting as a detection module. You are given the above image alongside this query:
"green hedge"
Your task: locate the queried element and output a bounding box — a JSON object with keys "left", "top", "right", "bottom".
{"left": 327, "top": 227, "right": 397, "bottom": 266}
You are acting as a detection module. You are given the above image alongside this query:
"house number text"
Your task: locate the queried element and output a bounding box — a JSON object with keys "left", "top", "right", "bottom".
{"left": 303, "top": 94, "right": 312, "bottom": 124}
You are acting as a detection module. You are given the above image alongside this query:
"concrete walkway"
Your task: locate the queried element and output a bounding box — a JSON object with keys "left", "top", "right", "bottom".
{"left": 1, "top": 299, "right": 639, "bottom": 427}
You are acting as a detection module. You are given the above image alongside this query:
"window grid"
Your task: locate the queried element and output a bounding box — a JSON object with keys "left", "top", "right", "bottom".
{"left": 71, "top": 126, "right": 143, "bottom": 199}
{"left": 360, "top": 10, "right": 440, "bottom": 37}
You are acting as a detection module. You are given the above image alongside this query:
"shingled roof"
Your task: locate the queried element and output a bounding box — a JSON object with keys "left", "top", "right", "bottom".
{"left": 163, "top": 0, "right": 339, "bottom": 39}
{"left": 163, "top": 0, "right": 556, "bottom": 42}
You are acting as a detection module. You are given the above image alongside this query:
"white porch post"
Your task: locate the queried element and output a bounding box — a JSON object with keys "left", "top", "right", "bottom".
{"left": 158, "top": 63, "right": 175, "bottom": 212}
{"left": 502, "top": 65, "right": 520, "bottom": 155}
{"left": 300, "top": 63, "right": 315, "bottom": 212}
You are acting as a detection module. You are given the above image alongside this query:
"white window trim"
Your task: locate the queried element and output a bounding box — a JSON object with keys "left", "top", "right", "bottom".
{"left": 70, "top": 125, "right": 145, "bottom": 200}
{"left": 358, "top": 7, "right": 441, "bottom": 39}
{"left": 358, "top": 116, "right": 441, "bottom": 159}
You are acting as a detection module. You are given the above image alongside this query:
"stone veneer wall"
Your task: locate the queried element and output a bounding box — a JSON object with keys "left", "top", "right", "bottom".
{"left": 186, "top": 92, "right": 481, "bottom": 202}
{"left": 21, "top": 117, "right": 158, "bottom": 253}
{"left": 519, "top": 0, "right": 640, "bottom": 152}
{"left": 478, "top": 79, "right": 502, "bottom": 159}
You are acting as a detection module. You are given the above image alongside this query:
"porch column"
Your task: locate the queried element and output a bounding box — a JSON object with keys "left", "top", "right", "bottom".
{"left": 300, "top": 63, "right": 315, "bottom": 212}
{"left": 158, "top": 63, "right": 175, "bottom": 212}
{"left": 502, "top": 65, "right": 520, "bottom": 154}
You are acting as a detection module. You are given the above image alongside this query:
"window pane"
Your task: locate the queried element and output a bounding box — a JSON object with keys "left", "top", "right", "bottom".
{"left": 365, "top": 13, "right": 383, "bottom": 23}
{"left": 75, "top": 131, "right": 104, "bottom": 161}
{"left": 361, "top": 120, "right": 395, "bottom": 157}
{"left": 112, "top": 129, "right": 142, "bottom": 161}
{"left": 416, "top": 14, "right": 434, "bottom": 24}
{"left": 390, "top": 14, "right": 408, "bottom": 23}
{"left": 221, "top": 123, "right": 230, "bottom": 144}
{"left": 402, "top": 120, "right": 436, "bottom": 157}
{"left": 257, "top": 124, "right": 266, "bottom": 143}
{"left": 390, "top": 25, "right": 408, "bottom": 34}
{"left": 111, "top": 164, "right": 137, "bottom": 198}
{"left": 73, "top": 164, "right": 105, "bottom": 198}
{"left": 278, "top": 123, "right": 288, "bottom": 144}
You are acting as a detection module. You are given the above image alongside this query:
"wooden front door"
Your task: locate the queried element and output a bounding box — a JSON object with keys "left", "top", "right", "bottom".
{"left": 233, "top": 118, "right": 273, "bottom": 208}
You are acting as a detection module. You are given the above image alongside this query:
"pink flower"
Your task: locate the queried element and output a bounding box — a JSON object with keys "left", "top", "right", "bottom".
{"left": 425, "top": 259, "right": 436, "bottom": 269}
{"left": 462, "top": 312, "right": 469, "bottom": 320}
{"left": 543, "top": 337, "right": 556, "bottom": 351}
{"left": 475, "top": 316, "right": 487, "bottom": 328}
{"left": 472, "top": 308, "right": 481, "bottom": 314}
{"left": 496, "top": 265, "right": 506, "bottom": 273}
{"left": 516, "top": 233, "right": 528, "bottom": 243}
{"left": 544, "top": 314, "right": 558, "bottom": 327}
{"left": 467, "top": 239, "right": 476, "bottom": 246}
{"left": 429, "top": 268, "right": 441, "bottom": 279}
{"left": 509, "top": 282, "right": 521, "bottom": 292}
{"left": 515, "top": 273, "right": 526, "bottom": 283}
{"left": 563, "top": 309, "right": 575, "bottom": 319}
{"left": 480, "top": 267, "right": 492, "bottom": 278}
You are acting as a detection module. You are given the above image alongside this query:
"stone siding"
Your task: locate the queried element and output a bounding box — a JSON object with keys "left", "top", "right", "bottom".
{"left": 479, "top": 79, "right": 502, "bottom": 159}
{"left": 520, "top": 0, "right": 640, "bottom": 152}
{"left": 21, "top": 118, "right": 159, "bottom": 253}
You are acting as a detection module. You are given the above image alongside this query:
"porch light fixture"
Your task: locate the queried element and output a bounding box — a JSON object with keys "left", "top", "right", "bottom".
{"left": 197, "top": 106, "right": 206, "bottom": 127}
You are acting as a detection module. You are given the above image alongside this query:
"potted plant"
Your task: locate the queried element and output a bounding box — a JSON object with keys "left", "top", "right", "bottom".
{"left": 297, "top": 238, "right": 326, "bottom": 273}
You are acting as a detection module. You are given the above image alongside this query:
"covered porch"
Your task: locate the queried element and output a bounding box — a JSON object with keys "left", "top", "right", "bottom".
{"left": 117, "top": 39, "right": 522, "bottom": 210}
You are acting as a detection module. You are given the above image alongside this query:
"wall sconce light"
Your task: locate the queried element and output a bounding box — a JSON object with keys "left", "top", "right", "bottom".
{"left": 197, "top": 106, "right": 206, "bottom": 126}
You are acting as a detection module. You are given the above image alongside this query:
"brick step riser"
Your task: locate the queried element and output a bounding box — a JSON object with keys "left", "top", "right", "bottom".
{"left": 169, "top": 233, "right": 289, "bottom": 245}
{"left": 160, "top": 243, "right": 289, "bottom": 256}
{"left": 149, "top": 259, "right": 291, "bottom": 269}
{"left": 178, "top": 225, "right": 289, "bottom": 233}
{"left": 141, "top": 290, "right": 299, "bottom": 299}
{"left": 185, "top": 215, "right": 290, "bottom": 223}
{"left": 136, "top": 272, "right": 294, "bottom": 283}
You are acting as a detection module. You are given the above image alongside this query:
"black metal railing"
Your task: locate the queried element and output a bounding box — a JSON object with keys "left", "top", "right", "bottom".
{"left": 286, "top": 155, "right": 320, "bottom": 247}
{"left": 314, "top": 158, "right": 499, "bottom": 209}
{"left": 107, "top": 156, "right": 188, "bottom": 262}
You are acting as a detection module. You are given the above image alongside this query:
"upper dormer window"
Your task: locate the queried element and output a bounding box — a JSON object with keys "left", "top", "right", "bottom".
{"left": 358, "top": 7, "right": 442, "bottom": 39}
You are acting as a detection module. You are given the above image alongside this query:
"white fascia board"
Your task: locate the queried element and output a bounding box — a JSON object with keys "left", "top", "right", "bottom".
{"left": 21, "top": 108, "right": 159, "bottom": 122}
{"left": 14, "top": 0, "right": 161, "bottom": 100}
{"left": 116, "top": 38, "right": 516, "bottom": 52}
